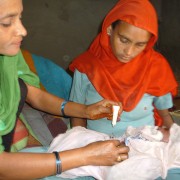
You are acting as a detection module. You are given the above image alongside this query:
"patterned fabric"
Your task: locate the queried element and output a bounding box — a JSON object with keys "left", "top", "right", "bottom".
{"left": 11, "top": 118, "right": 29, "bottom": 152}
{"left": 20, "top": 49, "right": 72, "bottom": 147}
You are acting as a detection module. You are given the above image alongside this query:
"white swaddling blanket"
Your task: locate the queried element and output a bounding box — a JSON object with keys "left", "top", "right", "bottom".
{"left": 48, "top": 123, "right": 180, "bottom": 180}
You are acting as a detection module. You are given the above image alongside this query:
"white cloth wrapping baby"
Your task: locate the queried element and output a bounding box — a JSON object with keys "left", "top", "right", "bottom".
{"left": 48, "top": 127, "right": 111, "bottom": 179}
{"left": 48, "top": 123, "right": 180, "bottom": 180}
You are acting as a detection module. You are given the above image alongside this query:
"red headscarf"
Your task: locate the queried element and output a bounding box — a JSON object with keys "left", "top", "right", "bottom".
{"left": 69, "top": 0, "right": 178, "bottom": 125}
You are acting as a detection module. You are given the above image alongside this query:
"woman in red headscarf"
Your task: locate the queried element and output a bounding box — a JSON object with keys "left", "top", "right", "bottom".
{"left": 69, "top": 1, "right": 180, "bottom": 179}
{"left": 69, "top": 0, "right": 178, "bottom": 138}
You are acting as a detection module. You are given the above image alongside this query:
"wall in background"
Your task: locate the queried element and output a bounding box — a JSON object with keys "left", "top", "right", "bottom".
{"left": 22, "top": 0, "right": 180, "bottom": 90}
{"left": 158, "top": 0, "right": 180, "bottom": 86}
{"left": 158, "top": 0, "right": 180, "bottom": 96}
{"left": 22, "top": 0, "right": 117, "bottom": 69}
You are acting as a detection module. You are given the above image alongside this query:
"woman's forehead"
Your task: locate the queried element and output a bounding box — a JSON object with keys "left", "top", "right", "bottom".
{"left": 0, "top": 0, "right": 22, "bottom": 19}
{"left": 115, "top": 21, "right": 151, "bottom": 42}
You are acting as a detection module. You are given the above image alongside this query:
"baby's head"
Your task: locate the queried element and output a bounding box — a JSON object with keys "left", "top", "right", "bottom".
{"left": 141, "top": 126, "right": 163, "bottom": 142}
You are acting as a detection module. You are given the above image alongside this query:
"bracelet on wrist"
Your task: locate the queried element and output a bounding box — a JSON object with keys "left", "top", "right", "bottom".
{"left": 61, "top": 100, "right": 69, "bottom": 117}
{"left": 53, "top": 151, "right": 62, "bottom": 175}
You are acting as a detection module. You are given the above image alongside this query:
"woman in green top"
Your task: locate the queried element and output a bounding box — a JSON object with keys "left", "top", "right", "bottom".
{"left": 0, "top": 0, "right": 129, "bottom": 179}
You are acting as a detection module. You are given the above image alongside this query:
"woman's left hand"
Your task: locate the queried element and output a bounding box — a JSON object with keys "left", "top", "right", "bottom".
{"left": 85, "top": 99, "right": 122, "bottom": 120}
{"left": 82, "top": 140, "right": 129, "bottom": 166}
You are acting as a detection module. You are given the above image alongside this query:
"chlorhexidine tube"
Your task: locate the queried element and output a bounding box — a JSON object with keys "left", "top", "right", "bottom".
{"left": 112, "top": 105, "right": 120, "bottom": 127}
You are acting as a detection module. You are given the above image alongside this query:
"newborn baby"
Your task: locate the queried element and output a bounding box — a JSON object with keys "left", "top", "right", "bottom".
{"left": 48, "top": 124, "right": 180, "bottom": 180}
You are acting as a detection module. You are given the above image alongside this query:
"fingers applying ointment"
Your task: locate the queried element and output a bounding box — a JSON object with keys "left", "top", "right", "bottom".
{"left": 116, "top": 141, "right": 129, "bottom": 162}
{"left": 107, "top": 102, "right": 123, "bottom": 121}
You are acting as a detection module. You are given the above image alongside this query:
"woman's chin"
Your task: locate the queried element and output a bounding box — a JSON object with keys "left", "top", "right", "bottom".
{"left": 3, "top": 49, "right": 20, "bottom": 56}
{"left": 118, "top": 59, "right": 131, "bottom": 63}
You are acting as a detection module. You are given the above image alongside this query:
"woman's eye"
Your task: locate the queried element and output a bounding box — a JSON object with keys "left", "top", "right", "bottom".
{"left": 136, "top": 43, "right": 146, "bottom": 48}
{"left": 0, "top": 23, "right": 11, "bottom": 27}
{"left": 120, "top": 37, "right": 128, "bottom": 44}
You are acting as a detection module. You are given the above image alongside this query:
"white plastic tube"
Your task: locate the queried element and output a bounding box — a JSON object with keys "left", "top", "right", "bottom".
{"left": 112, "top": 105, "right": 120, "bottom": 126}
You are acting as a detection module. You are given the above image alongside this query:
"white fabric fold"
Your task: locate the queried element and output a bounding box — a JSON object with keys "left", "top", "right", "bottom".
{"left": 48, "top": 124, "right": 180, "bottom": 180}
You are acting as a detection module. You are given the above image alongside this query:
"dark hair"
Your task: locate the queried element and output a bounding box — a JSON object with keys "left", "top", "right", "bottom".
{"left": 111, "top": 20, "right": 121, "bottom": 29}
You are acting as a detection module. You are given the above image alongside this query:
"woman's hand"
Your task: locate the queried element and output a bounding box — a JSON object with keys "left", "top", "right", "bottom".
{"left": 82, "top": 140, "right": 129, "bottom": 166}
{"left": 85, "top": 100, "right": 122, "bottom": 120}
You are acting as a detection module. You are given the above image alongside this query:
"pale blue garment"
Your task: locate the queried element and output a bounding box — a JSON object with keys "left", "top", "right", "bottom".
{"left": 70, "top": 69, "right": 180, "bottom": 179}
{"left": 156, "top": 169, "right": 180, "bottom": 180}
{"left": 70, "top": 70, "right": 173, "bottom": 137}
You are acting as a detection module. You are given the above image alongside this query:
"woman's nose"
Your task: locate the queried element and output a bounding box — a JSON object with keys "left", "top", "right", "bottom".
{"left": 16, "top": 21, "right": 27, "bottom": 37}
{"left": 124, "top": 45, "right": 134, "bottom": 56}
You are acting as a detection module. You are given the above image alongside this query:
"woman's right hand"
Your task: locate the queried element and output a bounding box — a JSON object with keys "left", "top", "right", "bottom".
{"left": 82, "top": 140, "right": 129, "bottom": 166}
{"left": 85, "top": 100, "right": 122, "bottom": 120}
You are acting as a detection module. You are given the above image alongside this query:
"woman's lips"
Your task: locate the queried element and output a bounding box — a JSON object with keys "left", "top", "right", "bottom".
{"left": 12, "top": 41, "right": 22, "bottom": 47}
{"left": 121, "top": 56, "right": 131, "bottom": 60}
{"left": 119, "top": 56, "right": 131, "bottom": 63}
